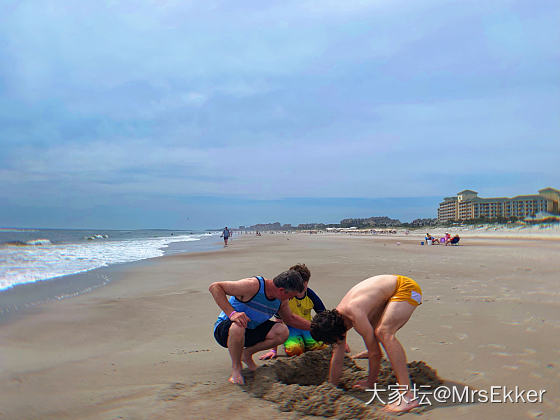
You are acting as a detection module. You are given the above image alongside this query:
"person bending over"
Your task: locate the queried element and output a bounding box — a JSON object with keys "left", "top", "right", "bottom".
{"left": 209, "top": 270, "right": 311, "bottom": 384}
{"left": 310, "top": 274, "right": 422, "bottom": 413}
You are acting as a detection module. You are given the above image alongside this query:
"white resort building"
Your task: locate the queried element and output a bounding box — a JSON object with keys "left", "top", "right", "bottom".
{"left": 437, "top": 188, "right": 560, "bottom": 222}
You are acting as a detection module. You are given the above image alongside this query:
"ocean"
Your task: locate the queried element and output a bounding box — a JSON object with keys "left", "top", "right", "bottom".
{"left": 0, "top": 228, "right": 219, "bottom": 316}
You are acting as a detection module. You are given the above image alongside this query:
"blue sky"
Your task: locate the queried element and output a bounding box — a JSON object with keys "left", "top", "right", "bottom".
{"left": 1, "top": 0, "right": 559, "bottom": 229}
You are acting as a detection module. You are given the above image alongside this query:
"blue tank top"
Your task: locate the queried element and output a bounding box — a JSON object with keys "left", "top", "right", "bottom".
{"left": 214, "top": 276, "right": 281, "bottom": 330}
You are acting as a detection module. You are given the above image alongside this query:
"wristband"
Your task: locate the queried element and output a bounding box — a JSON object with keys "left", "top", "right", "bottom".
{"left": 228, "top": 310, "right": 237, "bottom": 319}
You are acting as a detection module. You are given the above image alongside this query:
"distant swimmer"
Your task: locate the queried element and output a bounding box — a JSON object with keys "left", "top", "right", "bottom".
{"left": 310, "top": 274, "right": 423, "bottom": 413}
{"left": 209, "top": 270, "right": 311, "bottom": 384}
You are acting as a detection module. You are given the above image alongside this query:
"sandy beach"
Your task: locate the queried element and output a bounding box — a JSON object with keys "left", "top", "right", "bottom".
{"left": 1, "top": 233, "right": 559, "bottom": 419}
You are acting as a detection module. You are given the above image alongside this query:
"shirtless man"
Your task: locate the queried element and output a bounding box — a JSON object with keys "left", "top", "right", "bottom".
{"left": 310, "top": 274, "right": 422, "bottom": 413}
{"left": 209, "top": 270, "right": 311, "bottom": 384}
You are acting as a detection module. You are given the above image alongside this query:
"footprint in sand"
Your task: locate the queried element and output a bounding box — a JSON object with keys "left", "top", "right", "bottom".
{"left": 502, "top": 321, "right": 523, "bottom": 326}
{"left": 158, "top": 382, "right": 188, "bottom": 401}
{"left": 479, "top": 343, "right": 506, "bottom": 350}
{"left": 491, "top": 352, "right": 512, "bottom": 357}
{"left": 462, "top": 352, "right": 475, "bottom": 362}
{"left": 519, "top": 359, "right": 540, "bottom": 368}
{"left": 526, "top": 327, "right": 537, "bottom": 333}
{"left": 465, "top": 370, "right": 486, "bottom": 379}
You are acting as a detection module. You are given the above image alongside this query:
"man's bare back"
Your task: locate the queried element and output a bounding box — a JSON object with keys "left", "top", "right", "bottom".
{"left": 336, "top": 275, "right": 398, "bottom": 322}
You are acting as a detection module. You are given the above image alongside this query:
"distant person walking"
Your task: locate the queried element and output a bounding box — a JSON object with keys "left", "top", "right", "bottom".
{"left": 222, "top": 227, "right": 230, "bottom": 247}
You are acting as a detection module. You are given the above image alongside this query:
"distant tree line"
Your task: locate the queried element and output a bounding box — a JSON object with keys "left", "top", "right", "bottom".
{"left": 233, "top": 214, "right": 558, "bottom": 232}
{"left": 238, "top": 216, "right": 438, "bottom": 231}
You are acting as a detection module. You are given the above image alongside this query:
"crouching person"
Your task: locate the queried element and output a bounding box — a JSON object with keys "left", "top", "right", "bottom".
{"left": 209, "top": 270, "right": 311, "bottom": 384}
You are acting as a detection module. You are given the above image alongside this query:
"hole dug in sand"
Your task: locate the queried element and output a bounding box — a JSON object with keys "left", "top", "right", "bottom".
{"left": 244, "top": 348, "right": 442, "bottom": 419}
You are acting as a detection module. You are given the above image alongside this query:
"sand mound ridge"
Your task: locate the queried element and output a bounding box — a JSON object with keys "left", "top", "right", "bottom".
{"left": 244, "top": 348, "right": 442, "bottom": 419}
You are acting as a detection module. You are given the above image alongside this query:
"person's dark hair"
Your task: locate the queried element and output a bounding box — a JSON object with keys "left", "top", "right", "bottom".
{"left": 273, "top": 270, "right": 304, "bottom": 292}
{"left": 310, "top": 309, "right": 347, "bottom": 344}
{"left": 289, "top": 263, "right": 311, "bottom": 283}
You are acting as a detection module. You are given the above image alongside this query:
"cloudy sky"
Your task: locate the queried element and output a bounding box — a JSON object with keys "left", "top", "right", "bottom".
{"left": 1, "top": 0, "right": 558, "bottom": 229}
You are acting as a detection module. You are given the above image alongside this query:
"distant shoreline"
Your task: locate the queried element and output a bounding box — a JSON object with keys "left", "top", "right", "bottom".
{"left": 237, "top": 223, "right": 560, "bottom": 240}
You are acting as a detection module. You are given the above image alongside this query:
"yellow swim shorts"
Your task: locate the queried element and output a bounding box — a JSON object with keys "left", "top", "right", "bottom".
{"left": 389, "top": 275, "right": 422, "bottom": 306}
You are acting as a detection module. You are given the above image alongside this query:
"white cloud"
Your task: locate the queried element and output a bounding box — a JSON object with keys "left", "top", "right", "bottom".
{"left": 0, "top": 0, "right": 559, "bottom": 224}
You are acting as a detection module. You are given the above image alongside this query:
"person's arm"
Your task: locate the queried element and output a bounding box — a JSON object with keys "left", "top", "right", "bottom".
{"left": 307, "top": 288, "right": 326, "bottom": 313}
{"left": 208, "top": 278, "right": 258, "bottom": 327}
{"left": 329, "top": 337, "right": 347, "bottom": 385}
{"left": 277, "top": 300, "right": 311, "bottom": 330}
{"left": 352, "top": 313, "right": 382, "bottom": 388}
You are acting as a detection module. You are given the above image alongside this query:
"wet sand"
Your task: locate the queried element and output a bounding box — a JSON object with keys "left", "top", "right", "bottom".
{"left": 0, "top": 233, "right": 559, "bottom": 419}
{"left": 244, "top": 348, "right": 441, "bottom": 419}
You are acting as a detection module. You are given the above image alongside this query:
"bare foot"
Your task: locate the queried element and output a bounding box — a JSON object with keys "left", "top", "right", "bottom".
{"left": 350, "top": 350, "right": 369, "bottom": 359}
{"left": 228, "top": 372, "right": 244, "bottom": 385}
{"left": 352, "top": 379, "right": 371, "bottom": 390}
{"left": 259, "top": 350, "right": 277, "bottom": 360}
{"left": 242, "top": 351, "right": 258, "bottom": 371}
{"left": 382, "top": 398, "right": 419, "bottom": 413}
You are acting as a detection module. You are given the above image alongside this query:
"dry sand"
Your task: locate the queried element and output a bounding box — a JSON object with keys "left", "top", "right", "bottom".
{"left": 0, "top": 233, "right": 559, "bottom": 419}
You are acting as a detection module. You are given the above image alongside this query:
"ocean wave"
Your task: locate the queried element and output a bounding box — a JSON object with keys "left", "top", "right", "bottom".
{"left": 26, "top": 239, "right": 52, "bottom": 246}
{"left": 84, "top": 234, "right": 109, "bottom": 240}
{"left": 3, "top": 239, "right": 52, "bottom": 246}
{"left": 0, "top": 233, "right": 217, "bottom": 291}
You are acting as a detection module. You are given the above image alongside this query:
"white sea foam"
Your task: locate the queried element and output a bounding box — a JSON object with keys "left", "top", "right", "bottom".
{"left": 25, "top": 239, "right": 53, "bottom": 246}
{"left": 0, "top": 233, "right": 214, "bottom": 291}
{"left": 84, "top": 234, "right": 109, "bottom": 240}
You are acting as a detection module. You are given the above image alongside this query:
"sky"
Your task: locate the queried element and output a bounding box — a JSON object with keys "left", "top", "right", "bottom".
{"left": 1, "top": 0, "right": 559, "bottom": 230}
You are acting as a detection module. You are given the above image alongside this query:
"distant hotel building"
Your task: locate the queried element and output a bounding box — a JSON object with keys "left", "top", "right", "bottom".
{"left": 437, "top": 188, "right": 560, "bottom": 222}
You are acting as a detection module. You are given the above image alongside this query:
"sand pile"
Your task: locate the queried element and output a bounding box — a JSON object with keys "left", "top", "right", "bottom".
{"left": 244, "top": 348, "right": 442, "bottom": 419}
